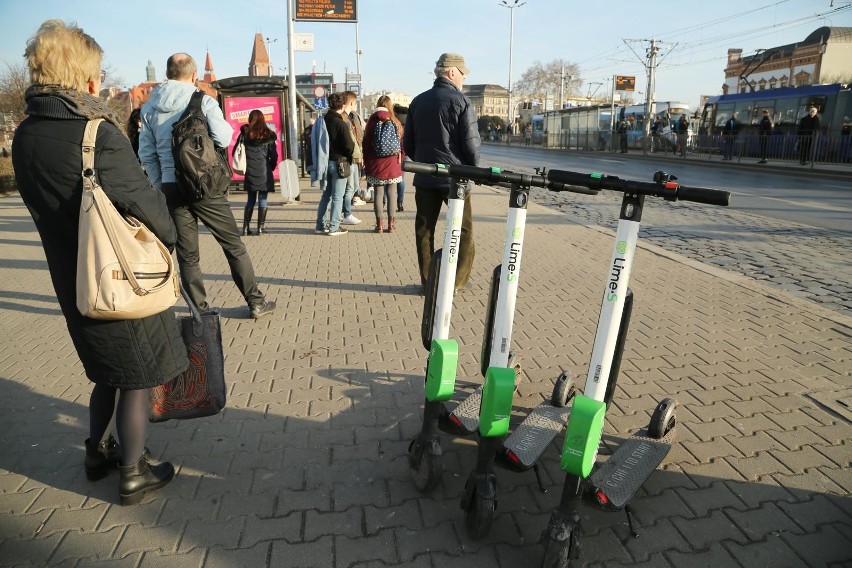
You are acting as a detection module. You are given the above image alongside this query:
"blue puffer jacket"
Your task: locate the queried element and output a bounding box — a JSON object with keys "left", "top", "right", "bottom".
{"left": 403, "top": 77, "right": 480, "bottom": 191}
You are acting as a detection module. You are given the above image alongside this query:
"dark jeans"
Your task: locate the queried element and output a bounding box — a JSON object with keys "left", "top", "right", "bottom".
{"left": 759, "top": 135, "right": 769, "bottom": 160}
{"left": 799, "top": 135, "right": 813, "bottom": 164}
{"left": 163, "top": 183, "right": 265, "bottom": 311}
{"left": 414, "top": 187, "right": 474, "bottom": 289}
{"left": 723, "top": 136, "right": 735, "bottom": 160}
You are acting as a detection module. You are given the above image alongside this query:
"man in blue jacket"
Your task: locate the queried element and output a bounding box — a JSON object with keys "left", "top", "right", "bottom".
{"left": 403, "top": 52, "right": 480, "bottom": 292}
{"left": 139, "top": 53, "right": 275, "bottom": 319}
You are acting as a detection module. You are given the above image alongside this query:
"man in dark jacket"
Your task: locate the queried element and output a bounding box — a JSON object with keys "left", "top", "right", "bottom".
{"left": 758, "top": 109, "right": 773, "bottom": 164}
{"left": 721, "top": 113, "right": 740, "bottom": 161}
{"left": 797, "top": 107, "right": 820, "bottom": 165}
{"left": 403, "top": 52, "right": 480, "bottom": 292}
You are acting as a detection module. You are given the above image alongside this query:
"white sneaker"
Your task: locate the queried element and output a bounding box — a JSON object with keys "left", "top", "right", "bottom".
{"left": 352, "top": 196, "right": 366, "bottom": 207}
{"left": 341, "top": 214, "right": 362, "bottom": 225}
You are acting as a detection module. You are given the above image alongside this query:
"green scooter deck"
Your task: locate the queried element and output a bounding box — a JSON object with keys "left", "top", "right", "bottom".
{"left": 589, "top": 427, "right": 675, "bottom": 510}
{"left": 499, "top": 402, "right": 570, "bottom": 471}
{"left": 438, "top": 386, "right": 482, "bottom": 435}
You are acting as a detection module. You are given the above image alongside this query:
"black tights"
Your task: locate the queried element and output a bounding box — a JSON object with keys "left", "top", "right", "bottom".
{"left": 89, "top": 385, "right": 148, "bottom": 465}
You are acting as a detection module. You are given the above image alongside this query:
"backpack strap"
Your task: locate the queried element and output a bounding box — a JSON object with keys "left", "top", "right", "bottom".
{"left": 81, "top": 118, "right": 103, "bottom": 175}
{"left": 177, "top": 90, "right": 206, "bottom": 122}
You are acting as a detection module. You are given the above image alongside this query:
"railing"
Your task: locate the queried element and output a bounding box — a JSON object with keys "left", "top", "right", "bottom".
{"left": 539, "top": 128, "right": 852, "bottom": 168}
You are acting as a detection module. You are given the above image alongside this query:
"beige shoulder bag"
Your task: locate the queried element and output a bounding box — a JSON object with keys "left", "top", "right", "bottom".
{"left": 76, "top": 119, "right": 180, "bottom": 320}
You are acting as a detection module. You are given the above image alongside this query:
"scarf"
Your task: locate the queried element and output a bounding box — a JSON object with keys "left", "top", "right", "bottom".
{"left": 24, "top": 84, "right": 125, "bottom": 133}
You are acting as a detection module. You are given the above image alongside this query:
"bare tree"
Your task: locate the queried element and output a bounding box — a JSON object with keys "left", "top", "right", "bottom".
{"left": 0, "top": 61, "right": 30, "bottom": 126}
{"left": 513, "top": 58, "right": 582, "bottom": 108}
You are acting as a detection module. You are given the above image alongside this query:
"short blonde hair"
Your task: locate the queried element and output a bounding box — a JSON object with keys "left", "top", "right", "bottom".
{"left": 24, "top": 20, "right": 102, "bottom": 92}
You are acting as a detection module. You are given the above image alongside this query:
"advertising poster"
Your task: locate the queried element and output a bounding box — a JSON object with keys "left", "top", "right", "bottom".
{"left": 223, "top": 96, "right": 283, "bottom": 181}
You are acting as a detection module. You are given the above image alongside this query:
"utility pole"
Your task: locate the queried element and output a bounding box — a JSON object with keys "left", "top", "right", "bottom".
{"left": 623, "top": 38, "right": 676, "bottom": 153}
{"left": 285, "top": 0, "right": 298, "bottom": 162}
{"left": 559, "top": 64, "right": 564, "bottom": 110}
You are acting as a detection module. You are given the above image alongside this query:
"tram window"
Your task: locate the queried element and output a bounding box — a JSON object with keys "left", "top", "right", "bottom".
{"left": 775, "top": 98, "right": 798, "bottom": 126}
{"left": 715, "top": 103, "right": 734, "bottom": 127}
{"left": 805, "top": 96, "right": 827, "bottom": 114}
{"left": 753, "top": 103, "right": 776, "bottom": 125}
{"left": 734, "top": 101, "right": 755, "bottom": 124}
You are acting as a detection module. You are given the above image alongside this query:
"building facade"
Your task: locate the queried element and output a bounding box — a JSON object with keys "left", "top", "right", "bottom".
{"left": 462, "top": 84, "right": 509, "bottom": 120}
{"left": 723, "top": 26, "right": 852, "bottom": 94}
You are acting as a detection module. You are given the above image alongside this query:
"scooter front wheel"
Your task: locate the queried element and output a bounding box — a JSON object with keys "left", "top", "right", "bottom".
{"left": 541, "top": 513, "right": 580, "bottom": 568}
{"left": 465, "top": 491, "right": 496, "bottom": 540}
{"left": 409, "top": 443, "right": 443, "bottom": 492}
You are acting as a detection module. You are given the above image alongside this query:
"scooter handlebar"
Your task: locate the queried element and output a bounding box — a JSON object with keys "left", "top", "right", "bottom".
{"left": 674, "top": 185, "right": 731, "bottom": 206}
{"left": 547, "top": 170, "right": 730, "bottom": 206}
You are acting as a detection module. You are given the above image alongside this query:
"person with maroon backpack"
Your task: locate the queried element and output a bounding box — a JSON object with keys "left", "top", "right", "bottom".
{"left": 363, "top": 95, "right": 404, "bottom": 233}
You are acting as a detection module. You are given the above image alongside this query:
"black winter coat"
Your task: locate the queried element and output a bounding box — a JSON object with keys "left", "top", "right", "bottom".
{"left": 403, "top": 77, "right": 480, "bottom": 191}
{"left": 12, "top": 95, "right": 189, "bottom": 389}
{"left": 238, "top": 128, "right": 278, "bottom": 192}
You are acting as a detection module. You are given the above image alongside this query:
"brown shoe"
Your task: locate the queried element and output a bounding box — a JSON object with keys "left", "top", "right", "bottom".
{"left": 375, "top": 218, "right": 384, "bottom": 233}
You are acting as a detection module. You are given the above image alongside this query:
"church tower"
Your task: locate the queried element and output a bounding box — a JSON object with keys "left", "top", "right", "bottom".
{"left": 145, "top": 60, "right": 156, "bottom": 82}
{"left": 203, "top": 51, "right": 217, "bottom": 83}
{"left": 248, "top": 33, "right": 271, "bottom": 77}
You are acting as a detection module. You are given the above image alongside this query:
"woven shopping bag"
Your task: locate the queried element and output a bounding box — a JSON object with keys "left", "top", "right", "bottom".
{"left": 149, "top": 285, "right": 226, "bottom": 422}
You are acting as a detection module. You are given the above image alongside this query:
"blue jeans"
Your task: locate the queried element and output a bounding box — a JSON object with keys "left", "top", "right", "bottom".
{"left": 316, "top": 162, "right": 347, "bottom": 231}
{"left": 343, "top": 162, "right": 360, "bottom": 217}
{"left": 396, "top": 156, "right": 408, "bottom": 207}
{"left": 246, "top": 190, "right": 269, "bottom": 210}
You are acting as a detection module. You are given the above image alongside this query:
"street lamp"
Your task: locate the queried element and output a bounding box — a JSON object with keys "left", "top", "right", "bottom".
{"left": 265, "top": 37, "right": 278, "bottom": 77}
{"left": 499, "top": 0, "right": 525, "bottom": 136}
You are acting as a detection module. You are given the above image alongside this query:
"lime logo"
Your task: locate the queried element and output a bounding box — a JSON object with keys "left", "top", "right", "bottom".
{"left": 506, "top": 242, "right": 521, "bottom": 282}
{"left": 512, "top": 228, "right": 522, "bottom": 239}
{"left": 616, "top": 241, "right": 628, "bottom": 254}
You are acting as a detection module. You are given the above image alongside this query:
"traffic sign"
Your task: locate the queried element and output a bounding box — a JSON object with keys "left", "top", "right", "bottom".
{"left": 615, "top": 75, "right": 636, "bottom": 92}
{"left": 313, "top": 86, "right": 326, "bottom": 98}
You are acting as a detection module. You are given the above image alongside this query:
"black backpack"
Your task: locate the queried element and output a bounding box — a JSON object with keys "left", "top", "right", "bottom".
{"left": 171, "top": 90, "right": 231, "bottom": 202}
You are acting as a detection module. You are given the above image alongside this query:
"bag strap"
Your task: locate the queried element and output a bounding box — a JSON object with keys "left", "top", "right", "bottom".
{"left": 81, "top": 119, "right": 173, "bottom": 296}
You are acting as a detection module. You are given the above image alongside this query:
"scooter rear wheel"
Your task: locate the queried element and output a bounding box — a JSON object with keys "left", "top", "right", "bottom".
{"left": 465, "top": 491, "right": 496, "bottom": 540}
{"left": 551, "top": 371, "right": 575, "bottom": 408}
{"left": 410, "top": 448, "right": 442, "bottom": 492}
{"left": 648, "top": 398, "right": 677, "bottom": 439}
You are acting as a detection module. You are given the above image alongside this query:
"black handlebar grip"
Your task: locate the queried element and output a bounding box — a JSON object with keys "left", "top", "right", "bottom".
{"left": 402, "top": 161, "right": 444, "bottom": 175}
{"left": 676, "top": 186, "right": 731, "bottom": 206}
{"left": 547, "top": 170, "right": 603, "bottom": 189}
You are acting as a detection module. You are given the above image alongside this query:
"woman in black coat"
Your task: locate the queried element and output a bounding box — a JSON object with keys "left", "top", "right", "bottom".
{"left": 236, "top": 110, "right": 279, "bottom": 235}
{"left": 12, "top": 20, "right": 188, "bottom": 505}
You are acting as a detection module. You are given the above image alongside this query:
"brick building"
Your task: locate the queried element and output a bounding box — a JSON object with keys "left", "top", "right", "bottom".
{"left": 723, "top": 26, "right": 852, "bottom": 94}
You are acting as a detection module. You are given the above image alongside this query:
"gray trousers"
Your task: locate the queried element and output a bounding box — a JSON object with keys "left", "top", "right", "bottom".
{"left": 163, "top": 183, "right": 264, "bottom": 311}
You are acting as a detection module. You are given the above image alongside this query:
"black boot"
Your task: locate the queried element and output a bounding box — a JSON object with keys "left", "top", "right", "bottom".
{"left": 242, "top": 207, "right": 254, "bottom": 236}
{"left": 119, "top": 457, "right": 175, "bottom": 506}
{"left": 257, "top": 207, "right": 268, "bottom": 235}
{"left": 85, "top": 435, "right": 120, "bottom": 481}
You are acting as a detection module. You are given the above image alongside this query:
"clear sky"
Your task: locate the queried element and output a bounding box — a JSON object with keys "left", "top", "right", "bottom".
{"left": 1, "top": 0, "right": 850, "bottom": 112}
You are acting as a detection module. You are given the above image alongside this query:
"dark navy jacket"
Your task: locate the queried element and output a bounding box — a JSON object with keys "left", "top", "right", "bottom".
{"left": 403, "top": 77, "right": 480, "bottom": 191}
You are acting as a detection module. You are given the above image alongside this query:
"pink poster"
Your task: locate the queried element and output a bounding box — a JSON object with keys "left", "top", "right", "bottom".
{"left": 223, "top": 95, "right": 283, "bottom": 181}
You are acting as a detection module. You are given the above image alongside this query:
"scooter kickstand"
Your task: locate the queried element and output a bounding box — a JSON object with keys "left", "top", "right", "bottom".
{"left": 625, "top": 504, "right": 639, "bottom": 538}
{"left": 533, "top": 463, "right": 547, "bottom": 493}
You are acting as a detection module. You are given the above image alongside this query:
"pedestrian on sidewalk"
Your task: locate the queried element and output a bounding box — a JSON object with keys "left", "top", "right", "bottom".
{"left": 236, "top": 110, "right": 278, "bottom": 236}
{"left": 797, "top": 107, "right": 820, "bottom": 165}
{"left": 13, "top": 19, "right": 187, "bottom": 504}
{"left": 403, "top": 52, "right": 480, "bottom": 292}
{"left": 758, "top": 109, "right": 773, "bottom": 164}
{"left": 139, "top": 53, "right": 276, "bottom": 319}
{"left": 394, "top": 104, "right": 409, "bottom": 212}
{"left": 341, "top": 91, "right": 364, "bottom": 226}
{"left": 721, "top": 113, "right": 739, "bottom": 161}
{"left": 363, "top": 95, "right": 403, "bottom": 233}
{"left": 676, "top": 114, "right": 689, "bottom": 157}
{"left": 617, "top": 118, "right": 628, "bottom": 153}
{"left": 314, "top": 92, "right": 354, "bottom": 236}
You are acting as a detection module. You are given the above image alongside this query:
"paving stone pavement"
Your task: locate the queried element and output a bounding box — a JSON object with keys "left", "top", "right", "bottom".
{"left": 0, "top": 175, "right": 850, "bottom": 568}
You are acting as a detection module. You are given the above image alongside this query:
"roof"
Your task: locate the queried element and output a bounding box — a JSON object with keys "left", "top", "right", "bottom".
{"left": 211, "top": 75, "right": 315, "bottom": 109}
{"left": 739, "top": 27, "right": 852, "bottom": 66}
{"left": 463, "top": 84, "right": 509, "bottom": 96}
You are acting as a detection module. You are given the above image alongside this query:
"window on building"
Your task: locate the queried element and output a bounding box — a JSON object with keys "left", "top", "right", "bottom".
{"left": 795, "top": 71, "right": 810, "bottom": 86}
{"left": 769, "top": 77, "right": 777, "bottom": 89}
{"left": 780, "top": 75, "right": 788, "bottom": 88}
{"left": 758, "top": 79, "right": 766, "bottom": 91}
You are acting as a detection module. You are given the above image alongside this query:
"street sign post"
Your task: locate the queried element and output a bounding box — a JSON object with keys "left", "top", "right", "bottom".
{"left": 615, "top": 75, "right": 636, "bottom": 92}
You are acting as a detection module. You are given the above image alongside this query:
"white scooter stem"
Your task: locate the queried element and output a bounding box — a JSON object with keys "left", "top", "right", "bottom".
{"left": 431, "top": 185, "right": 467, "bottom": 342}
{"left": 488, "top": 187, "right": 529, "bottom": 369}
{"left": 583, "top": 206, "right": 641, "bottom": 402}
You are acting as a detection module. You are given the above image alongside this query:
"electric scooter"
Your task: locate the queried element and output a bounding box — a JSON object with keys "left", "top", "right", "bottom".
{"left": 401, "top": 162, "right": 600, "bottom": 539}
{"left": 405, "top": 169, "right": 468, "bottom": 492}
{"left": 533, "top": 169, "right": 731, "bottom": 567}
